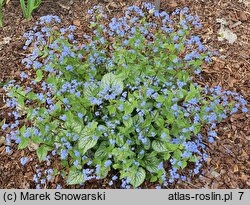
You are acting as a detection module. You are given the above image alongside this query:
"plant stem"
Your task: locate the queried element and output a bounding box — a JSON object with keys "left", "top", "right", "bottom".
{"left": 0, "top": 4, "right": 3, "bottom": 27}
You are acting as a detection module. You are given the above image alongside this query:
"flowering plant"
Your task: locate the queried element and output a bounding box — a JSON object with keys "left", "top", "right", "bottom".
{"left": 2, "top": 3, "right": 248, "bottom": 188}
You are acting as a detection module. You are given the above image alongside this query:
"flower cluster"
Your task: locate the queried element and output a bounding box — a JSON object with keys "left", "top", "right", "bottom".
{"left": 1, "top": 3, "right": 248, "bottom": 188}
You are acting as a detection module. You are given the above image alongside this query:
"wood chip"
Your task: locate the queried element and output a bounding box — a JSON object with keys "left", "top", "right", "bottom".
{"left": 239, "top": 12, "right": 247, "bottom": 21}
{"left": 109, "top": 2, "right": 119, "bottom": 9}
{"left": 73, "top": 20, "right": 81, "bottom": 27}
{"left": 27, "top": 142, "right": 39, "bottom": 152}
{"left": 231, "top": 21, "right": 242, "bottom": 28}
{"left": 0, "top": 136, "right": 5, "bottom": 146}
{"left": 233, "top": 165, "right": 239, "bottom": 173}
{"left": 210, "top": 171, "right": 220, "bottom": 178}
{"left": 57, "top": 2, "right": 70, "bottom": 10}
{"left": 168, "top": 0, "right": 178, "bottom": 8}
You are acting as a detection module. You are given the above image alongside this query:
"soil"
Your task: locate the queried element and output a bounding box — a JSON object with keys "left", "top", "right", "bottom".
{"left": 0, "top": 0, "right": 249, "bottom": 188}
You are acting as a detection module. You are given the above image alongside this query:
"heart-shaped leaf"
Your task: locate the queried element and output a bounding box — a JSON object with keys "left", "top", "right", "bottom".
{"left": 152, "top": 140, "right": 167, "bottom": 152}
{"left": 67, "top": 169, "right": 84, "bottom": 185}
{"left": 101, "top": 73, "right": 124, "bottom": 94}
{"left": 130, "top": 167, "right": 146, "bottom": 188}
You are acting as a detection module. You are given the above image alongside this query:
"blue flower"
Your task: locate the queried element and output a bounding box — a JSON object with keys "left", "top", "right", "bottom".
{"left": 104, "top": 160, "right": 112, "bottom": 167}
{"left": 56, "top": 184, "right": 62, "bottom": 189}
{"left": 182, "top": 128, "right": 189, "bottom": 133}
{"left": 92, "top": 135, "right": 98, "bottom": 140}
{"left": 171, "top": 104, "right": 178, "bottom": 111}
{"left": 73, "top": 160, "right": 79, "bottom": 166}
{"left": 24, "top": 129, "right": 31, "bottom": 138}
{"left": 78, "top": 113, "right": 84, "bottom": 119}
{"left": 118, "top": 104, "right": 124, "bottom": 111}
{"left": 126, "top": 139, "right": 131, "bottom": 145}
{"left": 41, "top": 179, "right": 46, "bottom": 184}
{"left": 33, "top": 61, "right": 42, "bottom": 69}
{"left": 89, "top": 97, "right": 102, "bottom": 105}
{"left": 68, "top": 34, "right": 74, "bottom": 41}
{"left": 1, "top": 123, "right": 8, "bottom": 130}
{"left": 40, "top": 15, "right": 61, "bottom": 24}
{"left": 208, "top": 137, "right": 214, "bottom": 143}
{"left": 47, "top": 175, "right": 52, "bottom": 181}
{"left": 5, "top": 146, "right": 11, "bottom": 154}
{"left": 139, "top": 150, "right": 145, "bottom": 155}
{"left": 242, "top": 107, "right": 248, "bottom": 113}
{"left": 189, "top": 126, "right": 194, "bottom": 131}
{"left": 59, "top": 115, "right": 67, "bottom": 121}
{"left": 37, "top": 93, "right": 45, "bottom": 101}
{"left": 66, "top": 65, "right": 73, "bottom": 71}
{"left": 122, "top": 115, "right": 130, "bottom": 120}
{"left": 52, "top": 150, "right": 56, "bottom": 156}
{"left": 62, "top": 98, "right": 69, "bottom": 104}
{"left": 76, "top": 91, "right": 81, "bottom": 97}
{"left": 20, "top": 157, "right": 28, "bottom": 165}
{"left": 61, "top": 149, "right": 68, "bottom": 159}
{"left": 181, "top": 176, "right": 187, "bottom": 181}
{"left": 208, "top": 130, "right": 217, "bottom": 137}
{"left": 109, "top": 139, "right": 116, "bottom": 145}
{"left": 74, "top": 150, "right": 80, "bottom": 157}
{"left": 20, "top": 72, "right": 28, "bottom": 79}
{"left": 112, "top": 176, "right": 118, "bottom": 180}
{"left": 161, "top": 133, "right": 167, "bottom": 139}
{"left": 177, "top": 161, "right": 182, "bottom": 166}
{"left": 146, "top": 88, "right": 154, "bottom": 96}
{"left": 152, "top": 93, "right": 158, "bottom": 99}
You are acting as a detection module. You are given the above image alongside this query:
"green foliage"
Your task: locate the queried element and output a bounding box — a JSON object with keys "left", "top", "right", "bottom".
{"left": 67, "top": 169, "right": 85, "bottom": 185}
{"left": 0, "top": 0, "right": 4, "bottom": 27}
{"left": 20, "top": 0, "right": 41, "bottom": 20}
{"left": 0, "top": 0, "right": 42, "bottom": 27}
{"left": 2, "top": 4, "right": 248, "bottom": 188}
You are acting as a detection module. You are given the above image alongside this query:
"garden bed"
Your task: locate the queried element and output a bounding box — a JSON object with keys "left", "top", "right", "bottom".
{"left": 0, "top": 0, "right": 249, "bottom": 188}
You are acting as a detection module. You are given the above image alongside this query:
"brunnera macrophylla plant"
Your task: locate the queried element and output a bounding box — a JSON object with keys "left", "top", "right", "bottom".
{"left": 1, "top": 3, "right": 248, "bottom": 188}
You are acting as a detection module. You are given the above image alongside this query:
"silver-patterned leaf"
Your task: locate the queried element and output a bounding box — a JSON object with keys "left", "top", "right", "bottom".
{"left": 94, "top": 142, "right": 109, "bottom": 159}
{"left": 144, "top": 155, "right": 160, "bottom": 173}
{"left": 84, "top": 82, "right": 97, "bottom": 98}
{"left": 78, "top": 122, "right": 98, "bottom": 154}
{"left": 152, "top": 140, "right": 167, "bottom": 152}
{"left": 101, "top": 73, "right": 124, "bottom": 93}
{"left": 130, "top": 167, "right": 146, "bottom": 188}
{"left": 67, "top": 169, "right": 84, "bottom": 185}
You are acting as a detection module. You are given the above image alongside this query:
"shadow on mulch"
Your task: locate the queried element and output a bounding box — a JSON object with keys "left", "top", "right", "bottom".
{"left": 0, "top": 0, "right": 249, "bottom": 188}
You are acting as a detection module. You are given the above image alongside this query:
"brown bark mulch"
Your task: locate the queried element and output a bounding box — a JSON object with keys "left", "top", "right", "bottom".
{"left": 0, "top": 0, "right": 249, "bottom": 188}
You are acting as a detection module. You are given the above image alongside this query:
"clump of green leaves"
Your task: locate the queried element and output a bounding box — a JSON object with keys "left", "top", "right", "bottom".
{"left": 20, "top": 0, "right": 41, "bottom": 20}
{"left": 2, "top": 4, "right": 248, "bottom": 189}
{"left": 0, "top": 0, "right": 42, "bottom": 27}
{"left": 0, "top": 0, "right": 4, "bottom": 27}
